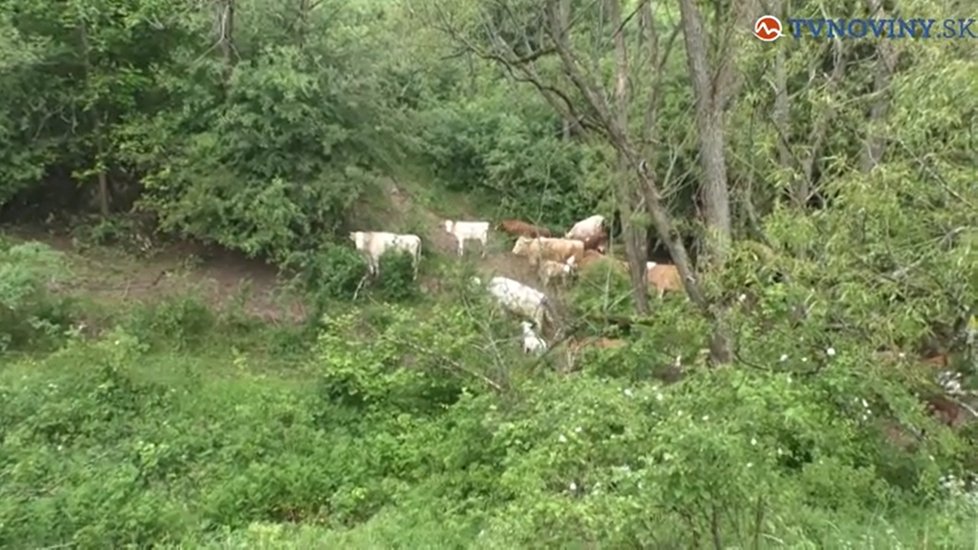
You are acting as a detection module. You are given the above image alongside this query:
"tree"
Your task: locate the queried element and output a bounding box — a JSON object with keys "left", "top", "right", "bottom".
{"left": 421, "top": 0, "right": 736, "bottom": 362}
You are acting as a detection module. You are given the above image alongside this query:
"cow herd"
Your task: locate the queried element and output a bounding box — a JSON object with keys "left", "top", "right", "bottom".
{"left": 348, "top": 214, "right": 977, "bottom": 431}
{"left": 349, "top": 213, "right": 687, "bottom": 359}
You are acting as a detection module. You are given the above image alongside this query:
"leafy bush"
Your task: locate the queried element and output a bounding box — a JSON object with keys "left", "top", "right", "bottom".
{"left": 373, "top": 249, "right": 420, "bottom": 302}
{"left": 566, "top": 258, "right": 633, "bottom": 318}
{"left": 1, "top": 302, "right": 977, "bottom": 548}
{"left": 0, "top": 239, "right": 72, "bottom": 351}
{"left": 136, "top": 43, "right": 398, "bottom": 264}
{"left": 68, "top": 215, "right": 156, "bottom": 257}
{"left": 417, "top": 90, "right": 605, "bottom": 227}
{"left": 122, "top": 295, "right": 215, "bottom": 350}
{"left": 286, "top": 245, "right": 369, "bottom": 304}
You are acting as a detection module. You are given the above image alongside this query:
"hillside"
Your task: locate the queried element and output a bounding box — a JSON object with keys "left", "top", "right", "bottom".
{"left": 3, "top": 179, "right": 555, "bottom": 326}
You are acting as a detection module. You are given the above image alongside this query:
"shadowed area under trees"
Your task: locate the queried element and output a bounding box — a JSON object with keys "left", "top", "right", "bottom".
{"left": 0, "top": 0, "right": 977, "bottom": 546}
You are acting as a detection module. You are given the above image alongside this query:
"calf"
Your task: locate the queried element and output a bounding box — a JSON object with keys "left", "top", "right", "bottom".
{"left": 538, "top": 256, "right": 576, "bottom": 288}
{"left": 443, "top": 220, "right": 490, "bottom": 257}
{"left": 512, "top": 236, "right": 585, "bottom": 267}
{"left": 521, "top": 321, "right": 548, "bottom": 355}
{"left": 349, "top": 231, "right": 422, "bottom": 279}
{"left": 646, "top": 261, "right": 683, "bottom": 298}
{"left": 482, "top": 276, "right": 553, "bottom": 331}
{"left": 497, "top": 219, "right": 552, "bottom": 238}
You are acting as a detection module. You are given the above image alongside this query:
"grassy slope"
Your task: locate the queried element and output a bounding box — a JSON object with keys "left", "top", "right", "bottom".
{"left": 3, "top": 185, "right": 978, "bottom": 548}
{"left": 4, "top": 334, "right": 977, "bottom": 549}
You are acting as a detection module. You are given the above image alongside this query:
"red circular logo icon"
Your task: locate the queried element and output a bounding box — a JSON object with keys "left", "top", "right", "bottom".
{"left": 754, "top": 15, "right": 783, "bottom": 42}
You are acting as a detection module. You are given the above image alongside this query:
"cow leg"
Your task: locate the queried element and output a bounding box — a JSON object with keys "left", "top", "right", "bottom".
{"left": 481, "top": 238, "right": 487, "bottom": 258}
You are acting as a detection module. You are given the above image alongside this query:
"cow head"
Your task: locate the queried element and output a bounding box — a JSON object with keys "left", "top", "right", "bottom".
{"left": 349, "top": 232, "right": 365, "bottom": 248}
{"left": 512, "top": 236, "right": 534, "bottom": 256}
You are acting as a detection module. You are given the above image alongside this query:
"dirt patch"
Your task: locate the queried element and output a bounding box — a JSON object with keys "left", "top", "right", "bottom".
{"left": 5, "top": 227, "right": 306, "bottom": 324}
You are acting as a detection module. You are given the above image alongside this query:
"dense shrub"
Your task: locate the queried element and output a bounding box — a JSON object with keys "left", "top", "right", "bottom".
{"left": 122, "top": 295, "right": 215, "bottom": 351}
{"left": 1, "top": 314, "right": 977, "bottom": 548}
{"left": 0, "top": 239, "right": 73, "bottom": 351}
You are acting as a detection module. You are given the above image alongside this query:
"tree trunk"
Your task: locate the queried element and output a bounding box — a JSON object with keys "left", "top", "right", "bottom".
{"left": 860, "top": 0, "right": 896, "bottom": 172}
{"left": 557, "top": 0, "right": 577, "bottom": 141}
{"left": 441, "top": 0, "right": 732, "bottom": 362}
{"left": 78, "top": 18, "right": 110, "bottom": 217}
{"left": 606, "top": 0, "right": 650, "bottom": 315}
{"left": 678, "top": 0, "right": 732, "bottom": 269}
{"left": 770, "top": 4, "right": 801, "bottom": 206}
{"left": 215, "top": 0, "right": 236, "bottom": 80}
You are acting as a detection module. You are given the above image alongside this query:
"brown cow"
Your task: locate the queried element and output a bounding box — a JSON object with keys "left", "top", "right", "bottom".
{"left": 578, "top": 249, "right": 607, "bottom": 269}
{"left": 497, "top": 219, "right": 552, "bottom": 239}
{"left": 925, "top": 395, "right": 968, "bottom": 428}
{"left": 569, "top": 336, "right": 626, "bottom": 353}
{"left": 563, "top": 337, "right": 627, "bottom": 372}
{"left": 582, "top": 233, "right": 608, "bottom": 253}
{"left": 921, "top": 353, "right": 950, "bottom": 368}
{"left": 646, "top": 261, "right": 683, "bottom": 298}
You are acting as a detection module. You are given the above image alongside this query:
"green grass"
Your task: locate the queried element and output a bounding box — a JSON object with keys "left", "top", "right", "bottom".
{"left": 4, "top": 316, "right": 978, "bottom": 548}
{"left": 4, "top": 234, "right": 978, "bottom": 549}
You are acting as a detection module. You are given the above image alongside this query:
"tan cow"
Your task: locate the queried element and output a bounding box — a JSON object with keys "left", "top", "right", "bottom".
{"left": 512, "top": 236, "right": 585, "bottom": 267}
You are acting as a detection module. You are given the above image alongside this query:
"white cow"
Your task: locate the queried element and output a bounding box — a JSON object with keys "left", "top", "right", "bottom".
{"left": 443, "top": 220, "right": 490, "bottom": 257}
{"left": 482, "top": 276, "right": 552, "bottom": 331}
{"left": 521, "top": 321, "right": 548, "bottom": 355}
{"left": 349, "top": 231, "right": 422, "bottom": 279}
{"left": 565, "top": 214, "right": 607, "bottom": 241}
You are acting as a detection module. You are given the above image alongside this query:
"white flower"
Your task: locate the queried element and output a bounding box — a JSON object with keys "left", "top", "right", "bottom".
{"left": 779, "top": 354, "right": 788, "bottom": 362}
{"left": 558, "top": 434, "right": 567, "bottom": 443}
{"left": 826, "top": 347, "right": 836, "bottom": 357}
{"left": 569, "top": 481, "right": 578, "bottom": 492}
{"left": 751, "top": 437, "right": 757, "bottom": 446}
{"left": 623, "top": 388, "right": 634, "bottom": 398}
